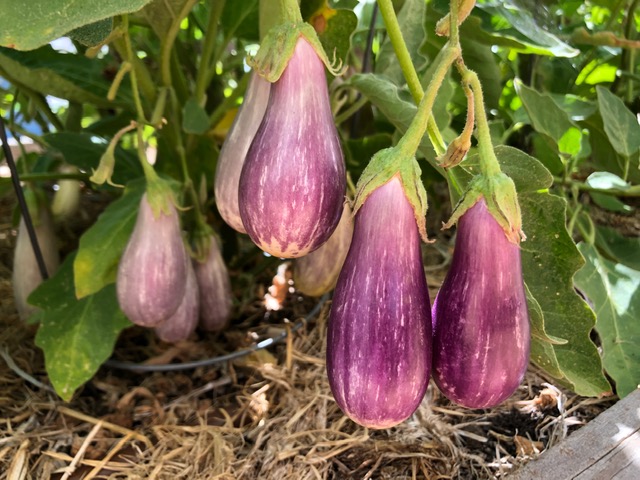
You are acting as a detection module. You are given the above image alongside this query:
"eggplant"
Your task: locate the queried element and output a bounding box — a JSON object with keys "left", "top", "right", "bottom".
{"left": 214, "top": 73, "right": 271, "bottom": 233}
{"left": 293, "top": 201, "right": 353, "bottom": 296}
{"left": 239, "top": 37, "right": 345, "bottom": 258}
{"left": 12, "top": 208, "right": 60, "bottom": 320}
{"left": 194, "top": 235, "right": 232, "bottom": 332}
{"left": 155, "top": 260, "right": 199, "bottom": 343}
{"left": 327, "top": 177, "right": 432, "bottom": 429}
{"left": 432, "top": 198, "right": 530, "bottom": 409}
{"left": 117, "top": 193, "right": 188, "bottom": 327}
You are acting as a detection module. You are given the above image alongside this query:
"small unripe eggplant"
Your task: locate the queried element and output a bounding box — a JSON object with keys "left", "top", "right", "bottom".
{"left": 155, "top": 260, "right": 199, "bottom": 343}
{"left": 327, "top": 178, "right": 432, "bottom": 429}
{"left": 239, "top": 37, "right": 346, "bottom": 258}
{"left": 194, "top": 235, "right": 232, "bottom": 332}
{"left": 432, "top": 199, "right": 530, "bottom": 409}
{"left": 214, "top": 73, "right": 271, "bottom": 233}
{"left": 52, "top": 165, "right": 81, "bottom": 222}
{"left": 12, "top": 208, "right": 60, "bottom": 320}
{"left": 293, "top": 202, "right": 353, "bottom": 296}
{"left": 117, "top": 194, "right": 188, "bottom": 327}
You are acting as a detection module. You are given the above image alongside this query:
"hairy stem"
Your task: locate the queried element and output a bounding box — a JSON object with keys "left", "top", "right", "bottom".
{"left": 376, "top": 0, "right": 446, "bottom": 155}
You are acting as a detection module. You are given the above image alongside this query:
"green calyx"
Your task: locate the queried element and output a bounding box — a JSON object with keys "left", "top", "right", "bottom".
{"left": 444, "top": 172, "right": 525, "bottom": 244}
{"left": 145, "top": 173, "right": 180, "bottom": 219}
{"left": 248, "top": 22, "right": 344, "bottom": 83}
{"left": 353, "top": 147, "right": 430, "bottom": 243}
{"left": 190, "top": 222, "right": 217, "bottom": 263}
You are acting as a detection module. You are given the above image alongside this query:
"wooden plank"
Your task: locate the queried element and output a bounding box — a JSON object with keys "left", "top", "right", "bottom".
{"left": 511, "top": 388, "right": 640, "bottom": 479}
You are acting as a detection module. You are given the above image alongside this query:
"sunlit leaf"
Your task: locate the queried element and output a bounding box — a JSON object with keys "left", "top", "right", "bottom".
{"left": 575, "top": 243, "right": 640, "bottom": 398}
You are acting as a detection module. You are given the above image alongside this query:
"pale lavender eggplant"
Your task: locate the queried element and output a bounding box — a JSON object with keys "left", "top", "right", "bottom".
{"left": 294, "top": 202, "right": 353, "bottom": 296}
{"left": 155, "top": 260, "right": 199, "bottom": 343}
{"left": 12, "top": 209, "right": 60, "bottom": 320}
{"left": 194, "top": 235, "right": 232, "bottom": 332}
{"left": 214, "top": 73, "right": 271, "bottom": 233}
{"left": 117, "top": 194, "right": 188, "bottom": 327}
{"left": 239, "top": 37, "right": 345, "bottom": 258}
{"left": 432, "top": 199, "right": 530, "bottom": 409}
{"left": 327, "top": 178, "right": 432, "bottom": 429}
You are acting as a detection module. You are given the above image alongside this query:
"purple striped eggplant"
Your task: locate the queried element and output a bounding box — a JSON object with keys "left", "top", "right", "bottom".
{"left": 294, "top": 201, "right": 353, "bottom": 296}
{"left": 327, "top": 177, "right": 432, "bottom": 429}
{"left": 194, "top": 235, "right": 232, "bottom": 332}
{"left": 12, "top": 208, "right": 60, "bottom": 321}
{"left": 239, "top": 37, "right": 345, "bottom": 258}
{"left": 117, "top": 193, "right": 189, "bottom": 327}
{"left": 214, "top": 73, "right": 271, "bottom": 233}
{"left": 155, "top": 260, "right": 199, "bottom": 343}
{"left": 432, "top": 198, "right": 530, "bottom": 409}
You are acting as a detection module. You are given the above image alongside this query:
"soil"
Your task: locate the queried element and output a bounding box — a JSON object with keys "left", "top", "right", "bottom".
{"left": 0, "top": 187, "right": 617, "bottom": 480}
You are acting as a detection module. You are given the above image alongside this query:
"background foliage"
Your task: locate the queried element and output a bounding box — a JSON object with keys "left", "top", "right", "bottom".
{"left": 1, "top": 0, "right": 639, "bottom": 401}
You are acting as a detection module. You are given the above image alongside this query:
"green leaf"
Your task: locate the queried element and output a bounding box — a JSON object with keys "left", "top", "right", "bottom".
{"left": 595, "top": 226, "right": 640, "bottom": 271}
{"left": 32, "top": 255, "right": 130, "bottom": 401}
{"left": 575, "top": 243, "right": 640, "bottom": 398}
{"left": 182, "top": 98, "right": 210, "bottom": 135}
{"left": 142, "top": 0, "right": 191, "bottom": 38}
{"left": 377, "top": 0, "right": 427, "bottom": 85}
{"left": 74, "top": 181, "right": 145, "bottom": 298}
{"left": 526, "top": 283, "right": 566, "bottom": 379}
{"left": 316, "top": 9, "right": 357, "bottom": 68}
{"left": 349, "top": 72, "right": 450, "bottom": 165}
{"left": 0, "top": 0, "right": 153, "bottom": 50}
{"left": 67, "top": 18, "right": 113, "bottom": 47}
{"left": 515, "top": 80, "right": 585, "bottom": 158}
{"left": 519, "top": 193, "right": 610, "bottom": 396}
{"left": 0, "top": 46, "right": 130, "bottom": 108}
{"left": 471, "top": 4, "right": 579, "bottom": 57}
{"left": 222, "top": 0, "right": 259, "bottom": 41}
{"left": 463, "top": 146, "right": 553, "bottom": 192}
{"left": 596, "top": 86, "right": 640, "bottom": 158}
{"left": 44, "top": 132, "right": 142, "bottom": 186}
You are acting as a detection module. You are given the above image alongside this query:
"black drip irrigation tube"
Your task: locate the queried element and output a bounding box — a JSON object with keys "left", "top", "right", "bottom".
{"left": 0, "top": 115, "right": 50, "bottom": 281}
{"left": 103, "top": 294, "right": 329, "bottom": 373}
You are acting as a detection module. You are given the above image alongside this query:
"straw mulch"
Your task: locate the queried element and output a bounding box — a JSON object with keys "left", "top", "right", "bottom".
{"left": 0, "top": 194, "right": 615, "bottom": 480}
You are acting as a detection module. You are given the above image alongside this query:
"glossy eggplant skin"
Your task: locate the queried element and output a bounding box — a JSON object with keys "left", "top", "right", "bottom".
{"left": 194, "top": 235, "right": 232, "bottom": 332}
{"left": 155, "top": 260, "right": 199, "bottom": 343}
{"left": 214, "top": 73, "right": 270, "bottom": 233}
{"left": 117, "top": 194, "right": 188, "bottom": 327}
{"left": 239, "top": 37, "right": 345, "bottom": 258}
{"left": 327, "top": 178, "right": 432, "bottom": 429}
{"left": 432, "top": 199, "right": 530, "bottom": 409}
{"left": 293, "top": 202, "right": 353, "bottom": 297}
{"left": 12, "top": 209, "right": 60, "bottom": 321}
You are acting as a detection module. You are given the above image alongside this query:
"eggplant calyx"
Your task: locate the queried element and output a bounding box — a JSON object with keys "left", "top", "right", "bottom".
{"left": 248, "top": 22, "right": 344, "bottom": 83}
{"left": 353, "top": 147, "right": 430, "bottom": 243}
{"left": 444, "top": 172, "right": 525, "bottom": 244}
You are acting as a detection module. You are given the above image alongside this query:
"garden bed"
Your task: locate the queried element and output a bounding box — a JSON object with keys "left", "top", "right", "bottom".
{"left": 0, "top": 194, "right": 616, "bottom": 480}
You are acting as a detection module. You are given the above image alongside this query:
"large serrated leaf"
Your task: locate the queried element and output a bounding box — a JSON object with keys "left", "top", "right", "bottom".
{"left": 526, "top": 284, "right": 566, "bottom": 379}
{"left": 596, "top": 86, "right": 640, "bottom": 158}
{"left": 0, "top": 0, "right": 153, "bottom": 51}
{"left": 519, "top": 193, "right": 610, "bottom": 396}
{"left": 574, "top": 243, "right": 640, "bottom": 398}
{"left": 377, "top": 0, "right": 427, "bottom": 86}
{"left": 31, "top": 255, "right": 131, "bottom": 401}
{"left": 74, "top": 181, "right": 145, "bottom": 298}
{"left": 0, "top": 46, "right": 131, "bottom": 108}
